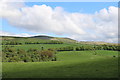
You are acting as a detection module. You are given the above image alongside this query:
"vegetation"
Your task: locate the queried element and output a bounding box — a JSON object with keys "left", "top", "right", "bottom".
{"left": 1, "top": 36, "right": 119, "bottom": 78}
{"left": 2, "top": 47, "right": 56, "bottom": 62}
{"left": 3, "top": 51, "right": 118, "bottom": 78}
{"left": 75, "top": 44, "right": 119, "bottom": 51}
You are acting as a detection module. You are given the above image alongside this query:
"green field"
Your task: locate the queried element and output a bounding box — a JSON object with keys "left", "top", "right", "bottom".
{"left": 2, "top": 44, "right": 73, "bottom": 50}
{"left": 3, "top": 50, "right": 118, "bottom": 78}
{"left": 2, "top": 43, "right": 87, "bottom": 51}
{"left": 1, "top": 36, "right": 119, "bottom": 78}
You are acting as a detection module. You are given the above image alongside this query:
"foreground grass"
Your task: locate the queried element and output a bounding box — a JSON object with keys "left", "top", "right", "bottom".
{"left": 2, "top": 50, "right": 118, "bottom": 78}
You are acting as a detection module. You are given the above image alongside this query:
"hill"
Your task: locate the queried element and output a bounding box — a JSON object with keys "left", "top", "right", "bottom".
{"left": 1, "top": 35, "right": 77, "bottom": 43}
{"left": 0, "top": 35, "right": 117, "bottom": 45}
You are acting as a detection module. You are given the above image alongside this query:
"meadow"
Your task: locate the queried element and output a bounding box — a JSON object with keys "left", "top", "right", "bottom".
{"left": 1, "top": 36, "right": 119, "bottom": 78}
{"left": 3, "top": 50, "right": 118, "bottom": 78}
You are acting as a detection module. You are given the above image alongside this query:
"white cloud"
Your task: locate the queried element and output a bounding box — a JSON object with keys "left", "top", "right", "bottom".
{"left": 0, "top": 31, "right": 34, "bottom": 37}
{"left": 0, "top": 1, "right": 118, "bottom": 43}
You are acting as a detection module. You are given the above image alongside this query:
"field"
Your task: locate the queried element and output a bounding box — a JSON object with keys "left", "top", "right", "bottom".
{"left": 1, "top": 36, "right": 119, "bottom": 78}
{"left": 3, "top": 50, "right": 118, "bottom": 78}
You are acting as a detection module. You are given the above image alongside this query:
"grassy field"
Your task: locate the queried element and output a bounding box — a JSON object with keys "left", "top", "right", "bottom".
{"left": 2, "top": 43, "right": 89, "bottom": 51}
{"left": 2, "top": 50, "right": 118, "bottom": 78}
{"left": 2, "top": 44, "right": 72, "bottom": 50}
{"left": 2, "top": 36, "right": 119, "bottom": 78}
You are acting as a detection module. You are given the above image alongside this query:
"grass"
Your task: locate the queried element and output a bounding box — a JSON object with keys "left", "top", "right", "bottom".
{"left": 2, "top": 42, "right": 93, "bottom": 52}
{"left": 2, "top": 50, "right": 118, "bottom": 78}
{"left": 2, "top": 44, "right": 80, "bottom": 51}
{"left": 2, "top": 44, "right": 74, "bottom": 50}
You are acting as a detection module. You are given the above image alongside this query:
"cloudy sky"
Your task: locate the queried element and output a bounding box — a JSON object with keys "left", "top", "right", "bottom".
{"left": 0, "top": 1, "right": 118, "bottom": 43}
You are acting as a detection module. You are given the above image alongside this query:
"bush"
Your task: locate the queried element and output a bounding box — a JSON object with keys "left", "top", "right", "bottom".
{"left": 56, "top": 46, "right": 74, "bottom": 51}
{"left": 40, "top": 49, "right": 56, "bottom": 61}
{"left": 2, "top": 48, "right": 57, "bottom": 62}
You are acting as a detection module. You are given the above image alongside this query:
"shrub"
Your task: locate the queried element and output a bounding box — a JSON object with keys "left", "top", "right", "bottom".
{"left": 40, "top": 49, "right": 56, "bottom": 61}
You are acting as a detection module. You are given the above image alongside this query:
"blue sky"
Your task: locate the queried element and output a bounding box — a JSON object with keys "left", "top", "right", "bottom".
{"left": 25, "top": 2, "right": 118, "bottom": 13}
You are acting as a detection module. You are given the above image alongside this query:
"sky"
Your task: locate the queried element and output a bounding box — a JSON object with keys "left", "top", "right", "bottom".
{"left": 0, "top": 1, "right": 119, "bottom": 43}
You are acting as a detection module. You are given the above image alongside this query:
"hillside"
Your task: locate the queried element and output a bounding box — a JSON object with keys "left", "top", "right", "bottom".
{"left": 1, "top": 35, "right": 77, "bottom": 43}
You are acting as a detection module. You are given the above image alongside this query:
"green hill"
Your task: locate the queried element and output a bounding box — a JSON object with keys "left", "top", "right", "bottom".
{"left": 1, "top": 35, "right": 77, "bottom": 44}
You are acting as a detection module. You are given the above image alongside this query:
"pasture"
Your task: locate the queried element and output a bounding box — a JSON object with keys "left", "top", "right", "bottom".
{"left": 3, "top": 50, "right": 118, "bottom": 78}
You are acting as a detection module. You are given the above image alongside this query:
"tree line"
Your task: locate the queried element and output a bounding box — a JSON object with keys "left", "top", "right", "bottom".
{"left": 1, "top": 41, "right": 22, "bottom": 45}
{"left": 55, "top": 45, "right": 119, "bottom": 51}
{"left": 1, "top": 40, "right": 63, "bottom": 45}
{"left": 25, "top": 40, "right": 63, "bottom": 44}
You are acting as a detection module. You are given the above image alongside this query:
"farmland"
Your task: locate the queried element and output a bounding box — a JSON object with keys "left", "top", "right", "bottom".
{"left": 3, "top": 51, "right": 118, "bottom": 78}
{"left": 1, "top": 36, "right": 119, "bottom": 78}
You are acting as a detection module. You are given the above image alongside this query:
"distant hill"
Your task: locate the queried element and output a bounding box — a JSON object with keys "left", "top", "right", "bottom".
{"left": 1, "top": 35, "right": 117, "bottom": 45}
{"left": 1, "top": 35, "right": 77, "bottom": 43}
{"left": 31, "top": 35, "right": 77, "bottom": 43}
